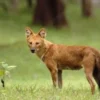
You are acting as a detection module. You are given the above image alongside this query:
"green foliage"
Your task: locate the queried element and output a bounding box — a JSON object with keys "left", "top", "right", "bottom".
{"left": 0, "top": 62, "right": 16, "bottom": 79}
{"left": 0, "top": 82, "right": 100, "bottom": 100}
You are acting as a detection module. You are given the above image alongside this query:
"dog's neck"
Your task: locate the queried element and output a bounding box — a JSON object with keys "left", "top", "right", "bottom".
{"left": 36, "top": 39, "right": 53, "bottom": 60}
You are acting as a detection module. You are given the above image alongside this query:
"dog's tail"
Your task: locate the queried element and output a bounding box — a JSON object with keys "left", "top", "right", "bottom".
{"left": 93, "top": 55, "right": 100, "bottom": 89}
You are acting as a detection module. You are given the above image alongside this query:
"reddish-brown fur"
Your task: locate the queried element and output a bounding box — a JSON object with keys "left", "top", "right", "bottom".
{"left": 25, "top": 27, "right": 100, "bottom": 94}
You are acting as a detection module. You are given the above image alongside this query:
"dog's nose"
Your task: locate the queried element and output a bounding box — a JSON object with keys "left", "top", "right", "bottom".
{"left": 31, "top": 49, "right": 35, "bottom": 53}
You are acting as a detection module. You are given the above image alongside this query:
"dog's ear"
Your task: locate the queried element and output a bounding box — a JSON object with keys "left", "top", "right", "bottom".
{"left": 38, "top": 28, "right": 46, "bottom": 38}
{"left": 25, "top": 27, "right": 33, "bottom": 37}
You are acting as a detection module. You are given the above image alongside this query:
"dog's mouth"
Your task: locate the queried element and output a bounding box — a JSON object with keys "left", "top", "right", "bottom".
{"left": 31, "top": 49, "right": 35, "bottom": 53}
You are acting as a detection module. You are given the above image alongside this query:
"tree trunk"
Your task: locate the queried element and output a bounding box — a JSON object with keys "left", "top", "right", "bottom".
{"left": 82, "top": 0, "right": 92, "bottom": 17}
{"left": 10, "top": 0, "right": 18, "bottom": 12}
{"left": 34, "top": 0, "right": 52, "bottom": 26}
{"left": 27, "top": 0, "right": 32, "bottom": 8}
{"left": 33, "top": 0, "right": 68, "bottom": 28}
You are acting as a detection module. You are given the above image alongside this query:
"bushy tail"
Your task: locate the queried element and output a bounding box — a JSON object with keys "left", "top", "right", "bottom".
{"left": 93, "top": 57, "right": 100, "bottom": 89}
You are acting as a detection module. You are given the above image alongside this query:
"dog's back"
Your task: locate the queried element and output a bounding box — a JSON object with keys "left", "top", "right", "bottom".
{"left": 43, "top": 44, "right": 98, "bottom": 70}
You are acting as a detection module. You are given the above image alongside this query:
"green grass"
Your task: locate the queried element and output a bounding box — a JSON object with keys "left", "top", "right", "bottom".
{"left": 0, "top": 3, "right": 100, "bottom": 100}
{"left": 0, "top": 83, "right": 100, "bottom": 100}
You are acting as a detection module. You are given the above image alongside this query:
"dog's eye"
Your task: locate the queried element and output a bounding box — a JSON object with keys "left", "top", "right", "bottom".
{"left": 29, "top": 42, "right": 32, "bottom": 45}
{"left": 36, "top": 42, "right": 39, "bottom": 45}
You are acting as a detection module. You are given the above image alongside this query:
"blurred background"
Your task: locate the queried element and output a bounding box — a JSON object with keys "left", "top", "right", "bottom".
{"left": 0, "top": 0, "right": 100, "bottom": 85}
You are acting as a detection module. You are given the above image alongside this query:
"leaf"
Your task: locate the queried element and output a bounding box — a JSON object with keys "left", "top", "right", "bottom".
{"left": 0, "top": 70, "right": 5, "bottom": 76}
{"left": 5, "top": 71, "right": 10, "bottom": 78}
{"left": 0, "top": 66, "right": 4, "bottom": 70}
{"left": 0, "top": 62, "right": 16, "bottom": 78}
{"left": 1, "top": 62, "right": 8, "bottom": 69}
{"left": 7, "top": 66, "right": 16, "bottom": 70}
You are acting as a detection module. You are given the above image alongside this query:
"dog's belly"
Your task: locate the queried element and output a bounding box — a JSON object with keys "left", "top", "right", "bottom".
{"left": 58, "top": 65, "right": 82, "bottom": 70}
{"left": 57, "top": 62, "right": 83, "bottom": 70}
{"left": 56, "top": 55, "right": 83, "bottom": 70}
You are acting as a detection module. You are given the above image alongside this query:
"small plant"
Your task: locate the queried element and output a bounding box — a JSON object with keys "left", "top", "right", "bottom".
{"left": 0, "top": 62, "right": 16, "bottom": 87}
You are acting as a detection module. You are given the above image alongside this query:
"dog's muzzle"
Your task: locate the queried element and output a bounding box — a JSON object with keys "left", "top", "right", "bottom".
{"left": 31, "top": 49, "right": 35, "bottom": 53}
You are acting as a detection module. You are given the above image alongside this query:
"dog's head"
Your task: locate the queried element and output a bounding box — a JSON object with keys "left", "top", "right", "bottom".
{"left": 25, "top": 27, "right": 46, "bottom": 53}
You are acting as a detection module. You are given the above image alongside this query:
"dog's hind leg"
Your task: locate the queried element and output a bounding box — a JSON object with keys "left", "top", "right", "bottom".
{"left": 58, "top": 70, "right": 62, "bottom": 88}
{"left": 85, "top": 70, "right": 95, "bottom": 94}
{"left": 83, "top": 53, "right": 95, "bottom": 94}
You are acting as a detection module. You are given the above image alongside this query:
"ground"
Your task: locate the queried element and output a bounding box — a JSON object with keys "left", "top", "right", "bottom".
{"left": 0, "top": 4, "right": 100, "bottom": 100}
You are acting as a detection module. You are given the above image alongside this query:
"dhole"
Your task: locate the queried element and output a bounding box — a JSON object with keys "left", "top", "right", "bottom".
{"left": 25, "top": 27, "right": 100, "bottom": 94}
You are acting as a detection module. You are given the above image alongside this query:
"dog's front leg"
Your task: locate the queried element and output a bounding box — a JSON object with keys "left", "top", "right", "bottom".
{"left": 50, "top": 69, "right": 58, "bottom": 88}
{"left": 58, "top": 70, "right": 62, "bottom": 88}
{"left": 45, "top": 60, "right": 58, "bottom": 88}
